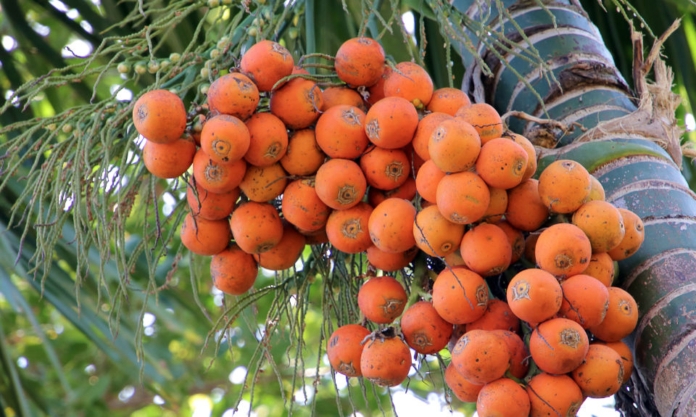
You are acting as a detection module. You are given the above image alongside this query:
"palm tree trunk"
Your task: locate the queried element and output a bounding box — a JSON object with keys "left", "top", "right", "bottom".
{"left": 451, "top": 1, "right": 695, "bottom": 415}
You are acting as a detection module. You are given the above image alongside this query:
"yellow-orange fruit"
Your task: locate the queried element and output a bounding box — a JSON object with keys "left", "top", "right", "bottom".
{"left": 428, "top": 118, "right": 481, "bottom": 173}
{"left": 253, "top": 222, "right": 305, "bottom": 270}
{"left": 460, "top": 223, "right": 512, "bottom": 277}
{"left": 244, "top": 112, "right": 288, "bottom": 167}
{"left": 496, "top": 221, "right": 525, "bottom": 264}
{"left": 383, "top": 61, "right": 434, "bottom": 108}
{"left": 506, "top": 268, "right": 562, "bottom": 324}
{"left": 411, "top": 112, "right": 452, "bottom": 161}
{"left": 530, "top": 317, "right": 589, "bottom": 375}
{"left": 597, "top": 340, "right": 633, "bottom": 384}
{"left": 200, "top": 114, "right": 251, "bottom": 164}
{"left": 588, "top": 175, "right": 606, "bottom": 201}
{"left": 315, "top": 159, "right": 367, "bottom": 210}
{"left": 281, "top": 179, "right": 331, "bottom": 233}
{"left": 180, "top": 212, "right": 231, "bottom": 256}
{"left": 584, "top": 252, "right": 616, "bottom": 287}
{"left": 326, "top": 202, "right": 373, "bottom": 254}
{"left": 466, "top": 299, "right": 520, "bottom": 334}
{"left": 607, "top": 208, "right": 645, "bottom": 261}
{"left": 412, "top": 205, "right": 465, "bottom": 257}
{"left": 358, "top": 276, "right": 407, "bottom": 323}
{"left": 451, "top": 329, "right": 510, "bottom": 385}
{"left": 588, "top": 286, "right": 639, "bottom": 342}
{"left": 315, "top": 105, "right": 369, "bottom": 159}
{"left": 142, "top": 135, "right": 196, "bottom": 179}
{"left": 321, "top": 86, "right": 367, "bottom": 112}
{"left": 335, "top": 37, "right": 386, "bottom": 87}
{"left": 364, "top": 96, "right": 419, "bottom": 149}
{"left": 436, "top": 171, "right": 490, "bottom": 225}
{"left": 186, "top": 182, "right": 239, "bottom": 221}
{"left": 280, "top": 129, "right": 325, "bottom": 176}
{"left": 571, "top": 344, "right": 624, "bottom": 398}
{"left": 538, "top": 159, "right": 592, "bottom": 214}
{"left": 535, "top": 223, "right": 592, "bottom": 277}
{"left": 559, "top": 274, "right": 610, "bottom": 329}
{"left": 206, "top": 72, "right": 259, "bottom": 120}
{"left": 572, "top": 200, "right": 625, "bottom": 253}
{"left": 505, "top": 179, "right": 549, "bottom": 232}
{"left": 508, "top": 132, "right": 537, "bottom": 182}
{"left": 229, "top": 201, "right": 284, "bottom": 254}
{"left": 523, "top": 233, "right": 540, "bottom": 265}
{"left": 400, "top": 301, "right": 453, "bottom": 355}
{"left": 240, "top": 40, "right": 294, "bottom": 92}
{"left": 492, "top": 329, "right": 529, "bottom": 380}
{"left": 365, "top": 65, "right": 390, "bottom": 106}
{"left": 366, "top": 245, "right": 418, "bottom": 271}
{"left": 415, "top": 159, "right": 446, "bottom": 204}
{"left": 477, "top": 377, "right": 531, "bottom": 417}
{"left": 360, "top": 336, "right": 411, "bottom": 387}
{"left": 455, "top": 103, "right": 504, "bottom": 144}
{"left": 368, "top": 198, "right": 416, "bottom": 253}
{"left": 475, "top": 138, "right": 528, "bottom": 190}
{"left": 443, "top": 250, "right": 467, "bottom": 267}
{"left": 132, "top": 89, "right": 186, "bottom": 144}
{"left": 210, "top": 244, "right": 258, "bottom": 295}
{"left": 238, "top": 163, "right": 287, "bottom": 202}
{"left": 327, "top": 324, "right": 371, "bottom": 377}
{"left": 192, "top": 149, "right": 247, "bottom": 194}
{"left": 444, "top": 362, "right": 483, "bottom": 403}
{"left": 483, "top": 186, "right": 508, "bottom": 224}
{"left": 432, "top": 267, "right": 489, "bottom": 324}
{"left": 526, "top": 373, "right": 584, "bottom": 417}
{"left": 269, "top": 78, "right": 323, "bottom": 130}
{"left": 360, "top": 146, "right": 410, "bottom": 190}
{"left": 426, "top": 88, "right": 471, "bottom": 116}
{"left": 301, "top": 227, "right": 329, "bottom": 246}
{"left": 367, "top": 177, "right": 417, "bottom": 207}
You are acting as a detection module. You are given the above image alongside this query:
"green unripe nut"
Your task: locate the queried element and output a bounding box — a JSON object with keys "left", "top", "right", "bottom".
{"left": 169, "top": 53, "right": 181, "bottom": 63}
{"left": 210, "top": 49, "right": 220, "bottom": 60}
{"left": 134, "top": 63, "right": 147, "bottom": 75}
{"left": 147, "top": 61, "right": 160, "bottom": 74}
{"left": 62, "top": 124, "right": 73, "bottom": 134}
{"left": 208, "top": 0, "right": 220, "bottom": 7}
{"left": 117, "top": 63, "right": 130, "bottom": 74}
{"left": 200, "top": 83, "right": 210, "bottom": 95}
{"left": 160, "top": 60, "right": 171, "bottom": 70}
{"left": 46, "top": 123, "right": 57, "bottom": 131}
{"left": 200, "top": 67, "right": 210, "bottom": 78}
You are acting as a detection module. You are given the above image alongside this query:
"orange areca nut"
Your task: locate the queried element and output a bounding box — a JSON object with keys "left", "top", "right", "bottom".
{"left": 229, "top": 201, "right": 284, "bottom": 254}
{"left": 239, "top": 40, "right": 294, "bottom": 92}
{"left": 200, "top": 114, "right": 251, "bottom": 164}
{"left": 588, "top": 286, "right": 639, "bottom": 342}
{"left": 415, "top": 159, "right": 446, "bottom": 204}
{"left": 252, "top": 221, "right": 305, "bottom": 271}
{"left": 455, "top": 103, "right": 504, "bottom": 144}
{"left": 505, "top": 179, "right": 549, "bottom": 232}
{"left": 426, "top": 87, "right": 471, "bottom": 116}
{"left": 360, "top": 335, "right": 412, "bottom": 387}
{"left": 206, "top": 72, "right": 259, "bottom": 120}
{"left": 535, "top": 223, "right": 592, "bottom": 277}
{"left": 538, "top": 159, "right": 592, "bottom": 214}
{"left": 357, "top": 276, "right": 407, "bottom": 323}
{"left": 142, "top": 135, "right": 196, "bottom": 179}
{"left": 588, "top": 175, "right": 606, "bottom": 201}
{"left": 365, "top": 245, "right": 418, "bottom": 271}
{"left": 315, "top": 159, "right": 367, "bottom": 210}
{"left": 412, "top": 205, "right": 465, "bottom": 257}
{"left": 315, "top": 105, "right": 369, "bottom": 159}
{"left": 506, "top": 268, "right": 562, "bottom": 324}
{"left": 444, "top": 362, "right": 483, "bottom": 403}
{"left": 269, "top": 78, "right": 324, "bottom": 130}
{"left": 192, "top": 149, "right": 247, "bottom": 194}
{"left": 210, "top": 244, "right": 258, "bottom": 295}
{"left": 597, "top": 340, "right": 634, "bottom": 384}
{"left": 496, "top": 221, "right": 525, "bottom": 264}
{"left": 280, "top": 129, "right": 325, "bottom": 176}
{"left": 132, "top": 89, "right": 187, "bottom": 144}
{"left": 529, "top": 317, "right": 589, "bottom": 375}
{"left": 383, "top": 61, "right": 434, "bottom": 108}
{"left": 321, "top": 86, "right": 367, "bottom": 111}
{"left": 334, "top": 37, "right": 386, "bottom": 87}
{"left": 365, "top": 65, "right": 391, "bottom": 106}
{"left": 411, "top": 112, "right": 452, "bottom": 161}
{"left": 526, "top": 373, "right": 584, "bottom": 417}
{"left": 432, "top": 266, "right": 489, "bottom": 324}
{"left": 368, "top": 198, "right": 417, "bottom": 253}
{"left": 523, "top": 232, "right": 540, "bottom": 265}
{"left": 571, "top": 344, "right": 624, "bottom": 398}
{"left": 492, "top": 329, "right": 529, "bottom": 379}
{"left": 475, "top": 137, "right": 528, "bottom": 190}
{"left": 607, "top": 208, "right": 645, "bottom": 261}
{"left": 238, "top": 163, "right": 288, "bottom": 202}
{"left": 244, "top": 112, "right": 289, "bottom": 167}
{"left": 428, "top": 117, "right": 481, "bottom": 173}
{"left": 466, "top": 299, "right": 520, "bottom": 334}
{"left": 508, "top": 132, "right": 537, "bottom": 182}
{"left": 325, "top": 202, "right": 373, "bottom": 254}
{"left": 559, "top": 274, "right": 610, "bottom": 329}
{"left": 584, "top": 252, "right": 616, "bottom": 286}
{"left": 186, "top": 182, "right": 239, "bottom": 221}
{"left": 327, "top": 324, "right": 371, "bottom": 377}
{"left": 281, "top": 179, "right": 331, "bottom": 233}
{"left": 436, "top": 171, "right": 491, "bottom": 225}
{"left": 367, "top": 176, "right": 417, "bottom": 207}
{"left": 483, "top": 186, "right": 508, "bottom": 223}
{"left": 364, "top": 96, "right": 419, "bottom": 149}
{"left": 572, "top": 200, "right": 626, "bottom": 253}
{"left": 359, "top": 146, "right": 410, "bottom": 190}
{"left": 476, "top": 377, "right": 531, "bottom": 417}
{"left": 180, "top": 212, "right": 231, "bottom": 256}
{"left": 400, "top": 301, "right": 453, "bottom": 355}
{"left": 451, "top": 329, "right": 510, "bottom": 385}
{"left": 460, "top": 223, "right": 512, "bottom": 277}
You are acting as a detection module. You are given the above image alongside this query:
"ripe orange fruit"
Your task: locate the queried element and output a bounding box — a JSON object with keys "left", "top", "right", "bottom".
{"left": 192, "top": 149, "right": 247, "bottom": 194}
{"left": 415, "top": 159, "right": 446, "bottom": 204}
{"left": 281, "top": 179, "right": 331, "bottom": 233}
{"left": 244, "top": 112, "right": 289, "bottom": 167}
{"left": 132, "top": 89, "right": 186, "bottom": 143}
{"left": 559, "top": 274, "right": 610, "bottom": 329}
{"left": 476, "top": 377, "right": 531, "bottom": 417}
{"left": 180, "top": 212, "right": 231, "bottom": 256}
{"left": 496, "top": 221, "right": 525, "bottom": 264}
{"left": 444, "top": 362, "right": 483, "bottom": 403}
{"left": 327, "top": 324, "right": 371, "bottom": 377}
{"left": 535, "top": 223, "right": 592, "bottom": 277}
{"left": 426, "top": 87, "right": 471, "bottom": 116}
{"left": 364, "top": 96, "right": 419, "bottom": 149}
{"left": 280, "top": 129, "right": 325, "bottom": 176}
{"left": 368, "top": 198, "right": 417, "bottom": 253}
{"left": 400, "top": 301, "right": 453, "bottom": 355}
{"left": 483, "top": 186, "right": 508, "bottom": 223}
{"left": 584, "top": 252, "right": 615, "bottom": 286}
{"left": 523, "top": 232, "right": 540, "bottom": 265}
{"left": 206, "top": 72, "right": 259, "bottom": 120}
{"left": 186, "top": 182, "right": 239, "bottom": 221}
{"left": 240, "top": 40, "right": 294, "bottom": 92}
{"left": 367, "top": 176, "right": 417, "bottom": 207}
{"left": 432, "top": 267, "right": 489, "bottom": 324}
{"left": 315, "top": 159, "right": 367, "bottom": 210}
{"left": 238, "top": 162, "right": 287, "bottom": 202}
{"left": 492, "top": 329, "right": 529, "bottom": 380}
{"left": 507, "top": 132, "right": 537, "bottom": 182}
{"left": 229, "top": 201, "right": 284, "bottom": 254}
{"left": 383, "top": 61, "right": 434, "bottom": 108}
{"left": 460, "top": 223, "right": 512, "bottom": 277}
{"left": 526, "top": 373, "right": 584, "bottom": 417}
{"left": 413, "top": 205, "right": 465, "bottom": 257}
{"left": 572, "top": 200, "right": 625, "bottom": 253}
{"left": 597, "top": 340, "right": 633, "bottom": 384}
{"left": 588, "top": 286, "right": 639, "bottom": 342}
{"left": 315, "top": 105, "right": 369, "bottom": 159}
{"left": 253, "top": 222, "right": 305, "bottom": 271}
{"left": 538, "top": 159, "right": 592, "bottom": 214}
{"left": 210, "top": 244, "right": 258, "bottom": 295}
{"left": 607, "top": 208, "right": 645, "bottom": 261}
{"left": 325, "top": 202, "right": 373, "bottom": 254}
{"left": 365, "top": 245, "right": 418, "bottom": 272}
{"left": 334, "top": 37, "right": 385, "bottom": 87}
{"left": 455, "top": 103, "right": 504, "bottom": 144}
{"left": 360, "top": 335, "right": 411, "bottom": 387}
{"left": 269, "top": 78, "right": 324, "bottom": 129}
{"left": 506, "top": 268, "right": 562, "bottom": 324}
{"left": 588, "top": 174, "right": 606, "bottom": 201}
{"left": 358, "top": 276, "right": 407, "bottom": 323}
{"left": 451, "top": 329, "right": 510, "bottom": 385}
{"left": 505, "top": 179, "right": 549, "bottom": 232}
{"left": 436, "top": 171, "right": 490, "bottom": 225}
{"left": 359, "top": 146, "right": 410, "bottom": 190}
{"left": 571, "top": 344, "right": 624, "bottom": 398}
{"left": 365, "top": 65, "right": 390, "bottom": 106}
{"left": 475, "top": 137, "right": 528, "bottom": 189}
{"left": 529, "top": 317, "right": 589, "bottom": 375}
{"left": 428, "top": 118, "right": 481, "bottom": 173}
{"left": 321, "top": 86, "right": 366, "bottom": 112}
{"left": 466, "top": 299, "right": 520, "bottom": 334}
{"left": 200, "top": 114, "right": 251, "bottom": 164}
{"left": 142, "top": 135, "right": 196, "bottom": 179}
{"left": 411, "top": 112, "right": 452, "bottom": 161}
